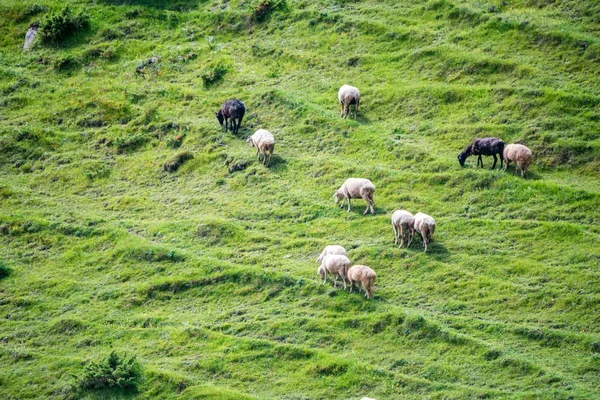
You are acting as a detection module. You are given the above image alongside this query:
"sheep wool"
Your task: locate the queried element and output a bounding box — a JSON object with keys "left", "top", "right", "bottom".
{"left": 333, "top": 178, "right": 375, "bottom": 215}
{"left": 503, "top": 143, "right": 533, "bottom": 178}
{"left": 319, "top": 254, "right": 351, "bottom": 289}
{"left": 338, "top": 84, "right": 360, "bottom": 119}
{"left": 392, "top": 210, "right": 415, "bottom": 248}
{"left": 413, "top": 212, "right": 436, "bottom": 253}
{"left": 316, "top": 245, "right": 347, "bottom": 263}
{"left": 247, "top": 129, "right": 275, "bottom": 167}
{"left": 347, "top": 265, "right": 377, "bottom": 299}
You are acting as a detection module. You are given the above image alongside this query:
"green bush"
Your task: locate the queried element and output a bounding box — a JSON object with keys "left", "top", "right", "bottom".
{"left": 0, "top": 261, "right": 10, "bottom": 280}
{"left": 201, "top": 61, "right": 229, "bottom": 88}
{"left": 81, "top": 351, "right": 142, "bottom": 392}
{"left": 252, "top": 0, "right": 287, "bottom": 22}
{"left": 40, "top": 6, "right": 90, "bottom": 43}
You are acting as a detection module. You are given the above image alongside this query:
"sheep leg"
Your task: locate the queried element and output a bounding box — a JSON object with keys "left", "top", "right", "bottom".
{"left": 267, "top": 149, "right": 273, "bottom": 167}
{"left": 355, "top": 99, "right": 359, "bottom": 120}
{"left": 339, "top": 198, "right": 345, "bottom": 209}
{"left": 348, "top": 281, "right": 353, "bottom": 293}
{"left": 341, "top": 273, "right": 347, "bottom": 289}
{"left": 333, "top": 275, "right": 338, "bottom": 288}
{"left": 398, "top": 226, "right": 404, "bottom": 248}
{"left": 478, "top": 155, "right": 483, "bottom": 168}
{"left": 492, "top": 154, "right": 497, "bottom": 169}
{"left": 393, "top": 224, "right": 398, "bottom": 245}
{"left": 347, "top": 197, "right": 351, "bottom": 212}
{"left": 370, "top": 197, "right": 375, "bottom": 215}
{"left": 407, "top": 230, "right": 414, "bottom": 248}
{"left": 340, "top": 102, "right": 344, "bottom": 118}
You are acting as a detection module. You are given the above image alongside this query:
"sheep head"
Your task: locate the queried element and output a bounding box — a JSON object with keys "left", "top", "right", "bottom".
{"left": 216, "top": 110, "right": 224, "bottom": 126}
{"left": 333, "top": 190, "right": 343, "bottom": 204}
{"left": 246, "top": 137, "right": 255, "bottom": 147}
{"left": 317, "top": 266, "right": 326, "bottom": 280}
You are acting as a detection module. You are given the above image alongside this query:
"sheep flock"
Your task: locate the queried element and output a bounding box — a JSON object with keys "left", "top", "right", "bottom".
{"left": 213, "top": 85, "right": 537, "bottom": 300}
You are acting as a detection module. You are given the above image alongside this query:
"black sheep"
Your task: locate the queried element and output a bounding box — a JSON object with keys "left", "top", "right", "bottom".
{"left": 458, "top": 137, "right": 505, "bottom": 169}
{"left": 216, "top": 99, "right": 245, "bottom": 135}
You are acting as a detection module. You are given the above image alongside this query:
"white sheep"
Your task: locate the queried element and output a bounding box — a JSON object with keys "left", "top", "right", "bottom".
{"left": 347, "top": 265, "right": 376, "bottom": 299}
{"left": 247, "top": 129, "right": 275, "bottom": 166}
{"left": 503, "top": 143, "right": 533, "bottom": 178}
{"left": 392, "top": 210, "right": 414, "bottom": 248}
{"left": 338, "top": 84, "right": 360, "bottom": 119}
{"left": 333, "top": 178, "right": 375, "bottom": 215}
{"left": 413, "top": 212, "right": 436, "bottom": 253}
{"left": 316, "top": 245, "right": 347, "bottom": 263}
{"left": 318, "top": 254, "right": 350, "bottom": 289}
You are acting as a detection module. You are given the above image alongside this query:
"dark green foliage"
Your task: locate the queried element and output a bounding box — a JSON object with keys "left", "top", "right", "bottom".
{"left": 163, "top": 151, "right": 193, "bottom": 172}
{"left": 201, "top": 61, "right": 229, "bottom": 88}
{"left": 81, "top": 351, "right": 142, "bottom": 392}
{"left": 39, "top": 6, "right": 90, "bottom": 43}
{"left": 114, "top": 133, "right": 150, "bottom": 153}
{"left": 252, "top": 0, "right": 287, "bottom": 22}
{"left": 15, "top": 3, "right": 48, "bottom": 23}
{"left": 0, "top": 261, "right": 10, "bottom": 279}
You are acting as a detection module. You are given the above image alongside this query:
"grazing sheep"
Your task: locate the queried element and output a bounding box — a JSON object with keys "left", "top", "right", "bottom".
{"left": 503, "top": 143, "right": 533, "bottom": 178}
{"left": 216, "top": 99, "right": 246, "bottom": 134}
{"left": 316, "top": 245, "right": 347, "bottom": 263}
{"left": 413, "top": 212, "right": 436, "bottom": 253}
{"left": 338, "top": 84, "right": 360, "bottom": 119}
{"left": 333, "top": 178, "right": 375, "bottom": 215}
{"left": 246, "top": 129, "right": 275, "bottom": 166}
{"left": 457, "top": 137, "right": 505, "bottom": 169}
{"left": 319, "top": 254, "right": 351, "bottom": 289}
{"left": 347, "top": 265, "right": 376, "bottom": 299}
{"left": 392, "top": 210, "right": 414, "bottom": 249}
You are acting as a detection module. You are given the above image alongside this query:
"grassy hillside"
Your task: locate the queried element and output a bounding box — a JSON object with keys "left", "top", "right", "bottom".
{"left": 1, "top": 0, "right": 599, "bottom": 398}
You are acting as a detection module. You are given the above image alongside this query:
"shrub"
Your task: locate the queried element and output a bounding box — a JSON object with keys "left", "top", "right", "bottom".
{"left": 40, "top": 6, "right": 90, "bottom": 43}
{"left": 81, "top": 351, "right": 142, "bottom": 392}
{"left": 0, "top": 261, "right": 10, "bottom": 280}
{"left": 252, "top": 0, "right": 287, "bottom": 22}
{"left": 163, "top": 151, "right": 193, "bottom": 172}
{"left": 201, "top": 61, "right": 229, "bottom": 88}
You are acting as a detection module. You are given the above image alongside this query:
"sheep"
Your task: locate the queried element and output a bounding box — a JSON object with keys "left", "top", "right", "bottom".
{"left": 216, "top": 99, "right": 245, "bottom": 134}
{"left": 338, "top": 84, "right": 360, "bottom": 120}
{"left": 457, "top": 137, "right": 505, "bottom": 169}
{"left": 246, "top": 129, "right": 275, "bottom": 166}
{"left": 316, "top": 245, "right": 347, "bottom": 263}
{"left": 413, "top": 212, "right": 436, "bottom": 253}
{"left": 333, "top": 178, "right": 375, "bottom": 215}
{"left": 318, "top": 254, "right": 351, "bottom": 289}
{"left": 347, "top": 265, "right": 376, "bottom": 299}
{"left": 391, "top": 210, "right": 414, "bottom": 249}
{"left": 503, "top": 143, "right": 533, "bottom": 178}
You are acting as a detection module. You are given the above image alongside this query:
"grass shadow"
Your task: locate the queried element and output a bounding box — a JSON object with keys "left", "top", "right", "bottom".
{"left": 408, "top": 235, "right": 451, "bottom": 260}
{"left": 503, "top": 168, "right": 542, "bottom": 180}
{"left": 268, "top": 155, "right": 287, "bottom": 171}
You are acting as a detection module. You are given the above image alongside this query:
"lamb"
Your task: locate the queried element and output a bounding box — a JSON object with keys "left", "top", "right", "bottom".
{"left": 391, "top": 210, "right": 414, "bottom": 249}
{"left": 347, "top": 265, "right": 376, "bottom": 299}
{"left": 216, "top": 99, "right": 245, "bottom": 135}
{"left": 316, "top": 245, "right": 347, "bottom": 263}
{"left": 457, "top": 137, "right": 505, "bottom": 169}
{"left": 246, "top": 129, "right": 275, "bottom": 167}
{"left": 338, "top": 84, "right": 360, "bottom": 120}
{"left": 413, "top": 212, "right": 436, "bottom": 253}
{"left": 318, "top": 254, "right": 351, "bottom": 289}
{"left": 503, "top": 143, "right": 533, "bottom": 178}
{"left": 333, "top": 178, "right": 375, "bottom": 215}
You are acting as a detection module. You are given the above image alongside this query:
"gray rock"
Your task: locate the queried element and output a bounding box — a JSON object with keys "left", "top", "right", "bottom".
{"left": 23, "top": 25, "right": 38, "bottom": 51}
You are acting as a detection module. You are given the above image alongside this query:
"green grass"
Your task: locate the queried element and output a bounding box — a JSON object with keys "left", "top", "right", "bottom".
{"left": 1, "top": 0, "right": 599, "bottom": 398}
